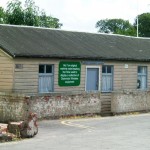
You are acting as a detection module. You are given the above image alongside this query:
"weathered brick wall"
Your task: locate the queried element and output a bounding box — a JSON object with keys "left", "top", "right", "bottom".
{"left": 0, "top": 92, "right": 28, "bottom": 122}
{"left": 28, "top": 92, "right": 101, "bottom": 119}
{"left": 111, "top": 90, "right": 150, "bottom": 114}
{"left": 0, "top": 92, "right": 101, "bottom": 122}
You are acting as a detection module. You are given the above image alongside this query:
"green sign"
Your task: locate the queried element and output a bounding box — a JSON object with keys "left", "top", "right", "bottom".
{"left": 59, "top": 61, "right": 81, "bottom": 86}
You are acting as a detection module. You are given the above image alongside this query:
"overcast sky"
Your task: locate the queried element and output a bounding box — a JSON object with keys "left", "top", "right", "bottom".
{"left": 1, "top": 0, "right": 150, "bottom": 33}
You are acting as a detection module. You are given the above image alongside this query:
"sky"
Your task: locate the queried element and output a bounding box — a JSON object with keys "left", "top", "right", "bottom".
{"left": 1, "top": 0, "right": 150, "bottom": 33}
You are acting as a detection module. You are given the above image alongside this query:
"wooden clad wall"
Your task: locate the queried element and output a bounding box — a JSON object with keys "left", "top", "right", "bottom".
{"left": 110, "top": 62, "right": 137, "bottom": 90}
{"left": 112, "top": 61, "right": 150, "bottom": 90}
{"left": 13, "top": 59, "right": 85, "bottom": 94}
{"left": 144, "top": 62, "right": 150, "bottom": 88}
{"left": 0, "top": 49, "right": 14, "bottom": 92}
{"left": 13, "top": 59, "right": 150, "bottom": 94}
{"left": 14, "top": 59, "right": 39, "bottom": 94}
{"left": 83, "top": 61, "right": 147, "bottom": 91}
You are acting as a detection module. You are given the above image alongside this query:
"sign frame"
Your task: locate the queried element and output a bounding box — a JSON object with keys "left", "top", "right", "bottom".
{"left": 58, "top": 61, "right": 81, "bottom": 86}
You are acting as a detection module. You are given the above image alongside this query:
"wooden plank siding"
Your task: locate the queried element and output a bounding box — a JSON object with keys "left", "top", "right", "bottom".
{"left": 114, "top": 63, "right": 137, "bottom": 90}
{"left": 12, "top": 59, "right": 150, "bottom": 94}
{"left": 0, "top": 49, "right": 14, "bottom": 92}
{"left": 13, "top": 59, "right": 86, "bottom": 94}
{"left": 103, "top": 61, "right": 150, "bottom": 91}
{"left": 14, "top": 59, "right": 41, "bottom": 94}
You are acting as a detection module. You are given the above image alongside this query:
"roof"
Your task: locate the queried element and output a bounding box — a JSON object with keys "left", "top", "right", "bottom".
{"left": 1, "top": 24, "right": 150, "bottom": 61}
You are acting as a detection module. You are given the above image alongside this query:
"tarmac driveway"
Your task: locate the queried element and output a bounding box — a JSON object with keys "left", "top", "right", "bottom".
{"left": 0, "top": 113, "right": 150, "bottom": 150}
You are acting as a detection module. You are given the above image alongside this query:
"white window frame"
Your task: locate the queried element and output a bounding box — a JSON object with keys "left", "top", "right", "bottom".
{"left": 137, "top": 66, "right": 147, "bottom": 90}
{"left": 38, "top": 64, "right": 54, "bottom": 93}
{"left": 85, "top": 66, "right": 101, "bottom": 91}
{"left": 102, "top": 65, "right": 114, "bottom": 92}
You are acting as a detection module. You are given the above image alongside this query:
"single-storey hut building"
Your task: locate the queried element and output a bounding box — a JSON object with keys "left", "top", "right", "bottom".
{"left": 1, "top": 24, "right": 150, "bottom": 116}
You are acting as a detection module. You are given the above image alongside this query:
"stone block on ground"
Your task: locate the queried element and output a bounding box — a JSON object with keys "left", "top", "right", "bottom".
{"left": 0, "top": 123, "right": 7, "bottom": 133}
{"left": 0, "top": 123, "right": 16, "bottom": 142}
{"left": 7, "top": 113, "right": 38, "bottom": 138}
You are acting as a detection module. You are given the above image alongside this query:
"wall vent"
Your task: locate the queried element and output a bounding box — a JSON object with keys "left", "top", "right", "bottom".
{"left": 15, "top": 64, "right": 23, "bottom": 69}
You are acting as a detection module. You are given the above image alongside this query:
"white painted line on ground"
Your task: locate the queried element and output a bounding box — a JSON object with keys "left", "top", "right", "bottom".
{"left": 61, "top": 120, "right": 95, "bottom": 132}
{"left": 61, "top": 113, "right": 150, "bottom": 131}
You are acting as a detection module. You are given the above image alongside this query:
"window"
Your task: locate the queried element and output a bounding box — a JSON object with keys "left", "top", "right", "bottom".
{"left": 39, "top": 65, "right": 54, "bottom": 93}
{"left": 102, "top": 65, "right": 113, "bottom": 92}
{"left": 137, "top": 66, "right": 147, "bottom": 90}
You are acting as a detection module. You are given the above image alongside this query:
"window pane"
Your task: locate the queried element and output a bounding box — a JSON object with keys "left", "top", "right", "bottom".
{"left": 138, "top": 66, "right": 145, "bottom": 73}
{"left": 107, "top": 66, "right": 112, "bottom": 73}
{"left": 102, "top": 75, "right": 112, "bottom": 92}
{"left": 39, "top": 75, "right": 53, "bottom": 93}
{"left": 107, "top": 75, "right": 113, "bottom": 91}
{"left": 102, "top": 65, "right": 113, "bottom": 92}
{"left": 137, "top": 78, "right": 141, "bottom": 89}
{"left": 102, "top": 66, "right": 106, "bottom": 73}
{"left": 143, "top": 67, "right": 147, "bottom": 74}
{"left": 102, "top": 76, "right": 107, "bottom": 91}
{"left": 39, "top": 65, "right": 45, "bottom": 73}
{"left": 141, "top": 75, "right": 147, "bottom": 89}
{"left": 46, "top": 65, "right": 52, "bottom": 73}
{"left": 138, "top": 67, "right": 141, "bottom": 73}
{"left": 137, "top": 66, "right": 147, "bottom": 89}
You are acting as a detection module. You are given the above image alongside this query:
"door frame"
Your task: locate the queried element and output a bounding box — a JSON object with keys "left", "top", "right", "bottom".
{"left": 85, "top": 66, "right": 101, "bottom": 91}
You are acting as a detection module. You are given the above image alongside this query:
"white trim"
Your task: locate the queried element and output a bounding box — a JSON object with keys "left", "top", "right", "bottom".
{"left": 85, "top": 66, "right": 101, "bottom": 91}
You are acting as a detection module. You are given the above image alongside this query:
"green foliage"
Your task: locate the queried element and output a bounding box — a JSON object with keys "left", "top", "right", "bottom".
{"left": 39, "top": 11, "right": 62, "bottom": 28}
{"left": 24, "top": 0, "right": 39, "bottom": 26}
{"left": 6, "top": 0, "right": 24, "bottom": 25}
{"left": 0, "top": 7, "right": 6, "bottom": 23}
{"left": 96, "top": 19, "right": 136, "bottom": 36}
{"left": 134, "top": 13, "right": 150, "bottom": 37}
{"left": 1, "top": 0, "right": 62, "bottom": 28}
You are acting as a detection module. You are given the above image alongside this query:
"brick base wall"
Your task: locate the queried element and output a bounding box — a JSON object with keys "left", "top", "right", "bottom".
{"left": 111, "top": 90, "right": 150, "bottom": 114}
{"left": 0, "top": 92, "right": 28, "bottom": 122}
{"left": 28, "top": 92, "right": 101, "bottom": 119}
{"left": 0, "top": 92, "right": 101, "bottom": 122}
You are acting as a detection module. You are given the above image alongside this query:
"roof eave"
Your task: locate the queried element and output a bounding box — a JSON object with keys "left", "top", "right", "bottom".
{"left": 14, "top": 54, "right": 150, "bottom": 62}
{"left": 0, "top": 45, "right": 15, "bottom": 58}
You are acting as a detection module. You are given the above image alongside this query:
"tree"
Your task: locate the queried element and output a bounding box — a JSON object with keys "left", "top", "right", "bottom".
{"left": 96, "top": 19, "right": 136, "bottom": 36}
{"left": 0, "top": 7, "right": 5, "bottom": 23}
{"left": 39, "top": 10, "right": 62, "bottom": 28}
{"left": 4, "top": 0, "right": 62, "bottom": 28}
{"left": 134, "top": 13, "right": 150, "bottom": 37}
{"left": 6, "top": 0, "right": 24, "bottom": 25}
{"left": 24, "top": 0, "right": 40, "bottom": 26}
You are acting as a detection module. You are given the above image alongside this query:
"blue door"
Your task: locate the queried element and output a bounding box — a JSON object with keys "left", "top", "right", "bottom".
{"left": 86, "top": 68, "right": 99, "bottom": 91}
